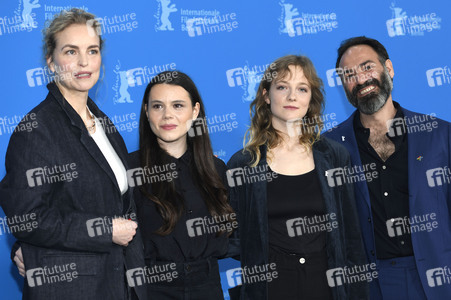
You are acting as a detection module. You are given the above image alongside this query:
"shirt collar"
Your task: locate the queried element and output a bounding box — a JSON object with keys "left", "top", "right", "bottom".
{"left": 353, "top": 101, "right": 404, "bottom": 131}
{"left": 353, "top": 101, "right": 406, "bottom": 145}
{"left": 167, "top": 147, "right": 192, "bottom": 165}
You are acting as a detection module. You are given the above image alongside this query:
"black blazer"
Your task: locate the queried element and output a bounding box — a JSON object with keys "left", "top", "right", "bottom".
{"left": 227, "top": 137, "right": 369, "bottom": 299}
{"left": 0, "top": 83, "right": 147, "bottom": 300}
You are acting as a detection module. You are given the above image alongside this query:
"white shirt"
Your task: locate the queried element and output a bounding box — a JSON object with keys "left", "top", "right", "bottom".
{"left": 89, "top": 111, "right": 128, "bottom": 195}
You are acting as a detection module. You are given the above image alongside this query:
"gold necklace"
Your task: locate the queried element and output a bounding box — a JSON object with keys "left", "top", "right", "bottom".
{"left": 86, "top": 110, "right": 96, "bottom": 133}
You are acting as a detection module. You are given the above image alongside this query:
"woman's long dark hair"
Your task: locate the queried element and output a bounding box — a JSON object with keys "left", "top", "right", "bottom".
{"left": 139, "top": 70, "right": 234, "bottom": 235}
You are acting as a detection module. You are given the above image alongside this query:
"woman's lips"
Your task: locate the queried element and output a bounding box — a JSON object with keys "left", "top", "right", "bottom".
{"left": 161, "top": 124, "right": 177, "bottom": 130}
{"left": 283, "top": 106, "right": 299, "bottom": 110}
{"left": 75, "top": 72, "right": 92, "bottom": 79}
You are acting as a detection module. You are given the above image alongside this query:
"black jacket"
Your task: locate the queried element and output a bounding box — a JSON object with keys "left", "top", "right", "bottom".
{"left": 0, "top": 83, "right": 146, "bottom": 300}
{"left": 227, "top": 137, "right": 369, "bottom": 299}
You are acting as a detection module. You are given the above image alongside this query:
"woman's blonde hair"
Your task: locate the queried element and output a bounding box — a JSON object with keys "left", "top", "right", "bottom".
{"left": 244, "top": 55, "right": 325, "bottom": 166}
{"left": 43, "top": 8, "right": 103, "bottom": 61}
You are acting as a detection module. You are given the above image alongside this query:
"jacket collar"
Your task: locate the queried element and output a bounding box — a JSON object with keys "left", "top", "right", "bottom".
{"left": 47, "top": 81, "right": 106, "bottom": 130}
{"left": 47, "top": 81, "right": 128, "bottom": 195}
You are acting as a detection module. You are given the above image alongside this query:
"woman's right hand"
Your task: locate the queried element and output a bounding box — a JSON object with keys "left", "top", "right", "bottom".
{"left": 13, "top": 218, "right": 137, "bottom": 277}
{"left": 112, "top": 218, "right": 138, "bottom": 246}
{"left": 14, "top": 247, "right": 25, "bottom": 277}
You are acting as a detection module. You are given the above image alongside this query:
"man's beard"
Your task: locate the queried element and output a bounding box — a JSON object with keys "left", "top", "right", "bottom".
{"left": 345, "top": 68, "right": 393, "bottom": 115}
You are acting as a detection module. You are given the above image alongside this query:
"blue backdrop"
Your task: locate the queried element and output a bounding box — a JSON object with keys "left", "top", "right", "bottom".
{"left": 1, "top": 0, "right": 450, "bottom": 299}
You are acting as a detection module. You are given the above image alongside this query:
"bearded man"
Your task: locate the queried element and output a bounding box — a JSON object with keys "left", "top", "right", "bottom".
{"left": 324, "top": 36, "right": 451, "bottom": 300}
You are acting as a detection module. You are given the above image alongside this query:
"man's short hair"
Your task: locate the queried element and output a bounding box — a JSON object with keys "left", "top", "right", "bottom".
{"left": 336, "top": 36, "right": 390, "bottom": 69}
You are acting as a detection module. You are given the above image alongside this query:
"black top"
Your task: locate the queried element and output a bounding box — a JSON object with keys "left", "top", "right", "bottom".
{"left": 129, "top": 149, "right": 229, "bottom": 263}
{"left": 354, "top": 102, "right": 413, "bottom": 259}
{"left": 267, "top": 168, "right": 327, "bottom": 255}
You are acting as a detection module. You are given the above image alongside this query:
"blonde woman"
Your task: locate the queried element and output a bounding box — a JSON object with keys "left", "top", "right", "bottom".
{"left": 227, "top": 55, "right": 368, "bottom": 299}
{"left": 1, "top": 9, "right": 146, "bottom": 300}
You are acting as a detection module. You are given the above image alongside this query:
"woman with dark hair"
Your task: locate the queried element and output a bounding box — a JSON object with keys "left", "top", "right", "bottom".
{"left": 227, "top": 55, "right": 369, "bottom": 299}
{"left": 129, "top": 70, "right": 236, "bottom": 299}
{"left": 1, "top": 8, "right": 146, "bottom": 300}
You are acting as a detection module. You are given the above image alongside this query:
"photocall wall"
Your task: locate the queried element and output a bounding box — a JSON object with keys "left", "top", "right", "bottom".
{"left": 0, "top": 0, "right": 450, "bottom": 298}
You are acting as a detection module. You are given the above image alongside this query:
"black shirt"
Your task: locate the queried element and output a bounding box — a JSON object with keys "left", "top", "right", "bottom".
{"left": 267, "top": 168, "right": 327, "bottom": 255}
{"left": 354, "top": 102, "right": 413, "bottom": 259}
{"left": 129, "top": 149, "right": 229, "bottom": 263}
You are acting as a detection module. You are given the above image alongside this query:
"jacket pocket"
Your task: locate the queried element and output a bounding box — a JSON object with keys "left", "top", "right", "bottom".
{"left": 40, "top": 252, "right": 101, "bottom": 276}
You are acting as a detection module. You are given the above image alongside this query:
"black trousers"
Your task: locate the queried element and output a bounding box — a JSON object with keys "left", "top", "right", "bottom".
{"left": 268, "top": 247, "right": 333, "bottom": 300}
{"left": 132, "top": 257, "right": 223, "bottom": 300}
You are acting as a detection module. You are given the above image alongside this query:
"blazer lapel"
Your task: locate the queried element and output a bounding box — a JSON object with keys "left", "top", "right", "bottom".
{"left": 255, "top": 146, "right": 269, "bottom": 262}
{"left": 403, "top": 108, "right": 423, "bottom": 210}
{"left": 87, "top": 100, "right": 130, "bottom": 170}
{"left": 313, "top": 147, "right": 336, "bottom": 217}
{"left": 336, "top": 112, "right": 372, "bottom": 210}
{"left": 47, "top": 83, "right": 121, "bottom": 193}
{"left": 313, "top": 143, "right": 340, "bottom": 266}
{"left": 79, "top": 131, "right": 121, "bottom": 192}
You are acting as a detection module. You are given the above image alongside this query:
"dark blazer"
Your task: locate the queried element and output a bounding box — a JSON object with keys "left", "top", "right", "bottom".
{"left": 323, "top": 106, "right": 451, "bottom": 299}
{"left": 227, "top": 137, "right": 369, "bottom": 299}
{"left": 0, "top": 83, "right": 146, "bottom": 300}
